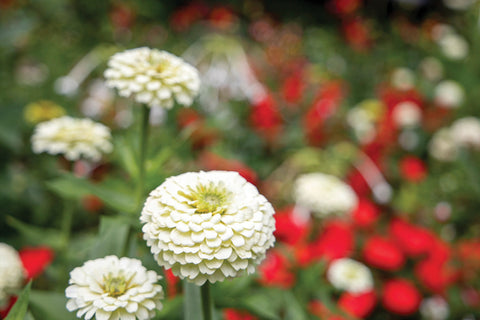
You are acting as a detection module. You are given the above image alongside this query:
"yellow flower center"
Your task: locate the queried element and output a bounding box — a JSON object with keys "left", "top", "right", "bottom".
{"left": 181, "top": 182, "right": 231, "bottom": 214}
{"left": 102, "top": 273, "right": 128, "bottom": 297}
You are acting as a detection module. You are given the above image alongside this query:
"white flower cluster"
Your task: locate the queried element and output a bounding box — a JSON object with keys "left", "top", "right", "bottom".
{"left": 392, "top": 101, "right": 422, "bottom": 128}
{"left": 31, "top": 116, "right": 113, "bottom": 162}
{"left": 0, "top": 243, "right": 25, "bottom": 307}
{"left": 326, "top": 258, "right": 373, "bottom": 294}
{"left": 66, "top": 256, "right": 163, "bottom": 320}
{"left": 141, "top": 171, "right": 276, "bottom": 285}
{"left": 104, "top": 47, "right": 200, "bottom": 109}
{"left": 432, "top": 24, "right": 469, "bottom": 60}
{"left": 434, "top": 80, "right": 465, "bottom": 109}
{"left": 429, "top": 117, "right": 480, "bottom": 161}
{"left": 293, "top": 172, "right": 358, "bottom": 218}
{"left": 420, "top": 296, "right": 450, "bottom": 320}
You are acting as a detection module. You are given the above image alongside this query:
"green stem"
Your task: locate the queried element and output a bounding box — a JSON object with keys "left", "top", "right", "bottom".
{"left": 201, "top": 282, "right": 213, "bottom": 320}
{"left": 136, "top": 104, "right": 151, "bottom": 211}
{"left": 60, "top": 200, "right": 74, "bottom": 250}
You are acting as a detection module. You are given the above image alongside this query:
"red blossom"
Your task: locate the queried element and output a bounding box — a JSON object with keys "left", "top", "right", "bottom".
{"left": 389, "top": 218, "right": 435, "bottom": 257}
{"left": 164, "top": 269, "right": 179, "bottom": 298}
{"left": 257, "top": 250, "right": 295, "bottom": 289}
{"left": 382, "top": 278, "right": 421, "bottom": 316}
{"left": 399, "top": 156, "right": 427, "bottom": 182}
{"left": 223, "top": 308, "right": 258, "bottom": 320}
{"left": 208, "top": 6, "right": 237, "bottom": 30}
{"left": 338, "top": 290, "right": 376, "bottom": 318}
{"left": 274, "top": 206, "right": 310, "bottom": 247}
{"left": 328, "top": 0, "right": 362, "bottom": 16}
{"left": 352, "top": 198, "right": 380, "bottom": 228}
{"left": 81, "top": 194, "right": 104, "bottom": 213}
{"left": 281, "top": 71, "right": 305, "bottom": 104}
{"left": 341, "top": 17, "right": 373, "bottom": 51}
{"left": 362, "top": 236, "right": 405, "bottom": 271}
{"left": 249, "top": 94, "right": 283, "bottom": 143}
{"left": 19, "top": 246, "right": 54, "bottom": 280}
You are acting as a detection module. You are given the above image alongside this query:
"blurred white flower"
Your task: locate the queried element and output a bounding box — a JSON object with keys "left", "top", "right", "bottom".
{"left": 293, "top": 172, "right": 358, "bottom": 218}
{"left": 80, "top": 79, "right": 115, "bottom": 119}
{"left": 66, "top": 256, "right": 163, "bottom": 320}
{"left": 443, "top": 0, "right": 477, "bottom": 10}
{"left": 105, "top": 47, "right": 200, "bottom": 109}
{"left": 392, "top": 101, "right": 422, "bottom": 128}
{"left": 31, "top": 116, "right": 113, "bottom": 162}
{"left": 419, "top": 57, "right": 443, "bottom": 82}
{"left": 438, "top": 33, "right": 469, "bottom": 60}
{"left": 327, "top": 258, "right": 373, "bottom": 294}
{"left": 450, "top": 117, "right": 480, "bottom": 148}
{"left": 141, "top": 171, "right": 276, "bottom": 285}
{"left": 0, "top": 243, "right": 25, "bottom": 308}
{"left": 434, "top": 80, "right": 465, "bottom": 109}
{"left": 346, "top": 108, "right": 376, "bottom": 144}
{"left": 391, "top": 67, "right": 415, "bottom": 91}
{"left": 420, "top": 296, "right": 449, "bottom": 320}
{"left": 429, "top": 128, "right": 457, "bottom": 161}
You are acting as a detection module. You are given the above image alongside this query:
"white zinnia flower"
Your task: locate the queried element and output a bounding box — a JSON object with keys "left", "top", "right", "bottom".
{"left": 0, "top": 243, "right": 25, "bottom": 307}
{"left": 450, "top": 117, "right": 480, "bottom": 148}
{"left": 31, "top": 116, "right": 113, "bottom": 162}
{"left": 434, "top": 80, "right": 465, "bottom": 109}
{"left": 327, "top": 258, "right": 373, "bottom": 294}
{"left": 438, "top": 33, "right": 469, "bottom": 60}
{"left": 66, "top": 256, "right": 163, "bottom": 320}
{"left": 392, "top": 101, "right": 422, "bottom": 128}
{"left": 429, "top": 128, "right": 457, "bottom": 162}
{"left": 140, "top": 170, "right": 276, "bottom": 285}
{"left": 420, "top": 296, "right": 449, "bottom": 320}
{"left": 104, "top": 47, "right": 200, "bottom": 109}
{"left": 293, "top": 173, "right": 358, "bottom": 218}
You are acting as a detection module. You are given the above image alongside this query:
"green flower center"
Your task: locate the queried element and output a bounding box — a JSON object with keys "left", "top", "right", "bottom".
{"left": 102, "top": 273, "right": 128, "bottom": 297}
{"left": 181, "top": 182, "right": 231, "bottom": 214}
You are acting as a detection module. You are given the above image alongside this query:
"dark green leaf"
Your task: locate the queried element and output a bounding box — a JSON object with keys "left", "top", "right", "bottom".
{"left": 87, "top": 216, "right": 130, "bottom": 259}
{"left": 5, "top": 281, "right": 31, "bottom": 320}
{"left": 6, "top": 216, "right": 65, "bottom": 250}
{"left": 29, "top": 290, "right": 76, "bottom": 320}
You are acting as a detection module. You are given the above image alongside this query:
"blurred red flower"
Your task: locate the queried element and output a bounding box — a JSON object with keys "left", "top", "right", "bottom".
{"left": 328, "top": 0, "right": 362, "bottom": 16}
{"left": 281, "top": 70, "right": 305, "bottom": 104}
{"left": 274, "top": 206, "right": 310, "bottom": 247}
{"left": 341, "top": 17, "right": 373, "bottom": 52}
{"left": 208, "top": 6, "right": 237, "bottom": 30}
{"left": 363, "top": 236, "right": 405, "bottom": 271}
{"left": 352, "top": 198, "right": 380, "bottom": 228}
{"left": 223, "top": 308, "right": 258, "bottom": 320}
{"left": 338, "top": 290, "right": 376, "bottom": 318}
{"left": 389, "top": 218, "right": 434, "bottom": 257}
{"left": 164, "top": 269, "right": 180, "bottom": 298}
{"left": 249, "top": 94, "right": 283, "bottom": 143}
{"left": 258, "top": 250, "right": 295, "bottom": 289}
{"left": 399, "top": 156, "right": 427, "bottom": 182}
{"left": 19, "top": 246, "right": 54, "bottom": 279}
{"left": 382, "top": 278, "right": 421, "bottom": 316}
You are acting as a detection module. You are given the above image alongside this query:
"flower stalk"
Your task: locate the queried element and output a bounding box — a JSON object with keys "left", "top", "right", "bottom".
{"left": 201, "top": 282, "right": 213, "bottom": 320}
{"left": 136, "top": 104, "right": 151, "bottom": 210}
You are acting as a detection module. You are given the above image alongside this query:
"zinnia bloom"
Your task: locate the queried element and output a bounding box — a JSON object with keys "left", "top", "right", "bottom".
{"left": 338, "top": 290, "right": 376, "bottom": 318}
{"left": 362, "top": 236, "right": 405, "bottom": 271}
{"left": 31, "top": 116, "right": 113, "bottom": 162}
{"left": 65, "top": 256, "right": 164, "bottom": 320}
{"left": 326, "top": 258, "right": 373, "bottom": 294}
{"left": 104, "top": 47, "right": 200, "bottom": 109}
{"left": 0, "top": 243, "right": 25, "bottom": 308}
{"left": 382, "top": 278, "right": 421, "bottom": 316}
{"left": 293, "top": 173, "right": 358, "bottom": 218}
{"left": 140, "top": 170, "right": 276, "bottom": 285}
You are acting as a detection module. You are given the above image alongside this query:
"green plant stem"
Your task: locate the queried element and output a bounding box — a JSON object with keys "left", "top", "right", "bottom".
{"left": 60, "top": 199, "right": 74, "bottom": 249}
{"left": 201, "top": 282, "right": 213, "bottom": 320}
{"left": 136, "top": 104, "right": 151, "bottom": 211}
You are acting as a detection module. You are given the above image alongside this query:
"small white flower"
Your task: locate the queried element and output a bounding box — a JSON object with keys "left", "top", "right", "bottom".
{"left": 140, "top": 171, "right": 276, "bottom": 285}
{"left": 293, "top": 173, "right": 358, "bottom": 218}
{"left": 66, "top": 256, "right": 164, "bottom": 320}
{"left": 346, "top": 108, "right": 376, "bottom": 144}
{"left": 392, "top": 101, "right": 422, "bottom": 128}
{"left": 434, "top": 80, "right": 465, "bottom": 109}
{"left": 31, "top": 116, "right": 113, "bottom": 162}
{"left": 0, "top": 243, "right": 25, "bottom": 307}
{"left": 443, "top": 0, "right": 477, "bottom": 10}
{"left": 419, "top": 57, "right": 443, "bottom": 82}
{"left": 327, "top": 258, "right": 373, "bottom": 294}
{"left": 429, "top": 128, "right": 457, "bottom": 162}
{"left": 391, "top": 67, "right": 415, "bottom": 91}
{"left": 438, "top": 33, "right": 469, "bottom": 60}
{"left": 450, "top": 117, "right": 480, "bottom": 148}
{"left": 420, "top": 296, "right": 449, "bottom": 320}
{"left": 104, "top": 47, "right": 200, "bottom": 109}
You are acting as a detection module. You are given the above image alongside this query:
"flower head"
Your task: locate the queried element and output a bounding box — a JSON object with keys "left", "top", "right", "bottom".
{"left": 31, "top": 116, "right": 113, "bottom": 162}
{"left": 326, "top": 258, "right": 373, "bottom": 294}
{"left": 104, "top": 47, "right": 200, "bottom": 109}
{"left": 66, "top": 256, "right": 163, "bottom": 320}
{"left": 293, "top": 173, "right": 358, "bottom": 218}
{"left": 140, "top": 170, "right": 276, "bottom": 285}
{"left": 0, "top": 243, "right": 25, "bottom": 308}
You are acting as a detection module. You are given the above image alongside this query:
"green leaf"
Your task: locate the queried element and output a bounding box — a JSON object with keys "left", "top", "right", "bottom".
{"left": 5, "top": 281, "right": 31, "bottom": 320}
{"left": 29, "top": 290, "right": 76, "bottom": 320}
{"left": 115, "top": 136, "right": 139, "bottom": 181}
{"left": 158, "top": 296, "right": 183, "bottom": 320}
{"left": 46, "top": 173, "right": 136, "bottom": 213}
{"left": 283, "top": 291, "right": 307, "bottom": 320}
{"left": 6, "top": 216, "right": 65, "bottom": 250}
{"left": 241, "top": 290, "right": 281, "bottom": 320}
{"left": 183, "top": 281, "right": 203, "bottom": 320}
{"left": 87, "top": 216, "right": 130, "bottom": 259}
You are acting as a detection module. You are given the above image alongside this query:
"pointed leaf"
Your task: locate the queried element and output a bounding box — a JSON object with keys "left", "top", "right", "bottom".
{"left": 87, "top": 216, "right": 130, "bottom": 259}
{"left": 5, "top": 282, "right": 31, "bottom": 320}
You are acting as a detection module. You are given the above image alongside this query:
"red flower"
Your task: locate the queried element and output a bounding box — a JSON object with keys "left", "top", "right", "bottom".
{"left": 257, "top": 250, "right": 295, "bottom": 289}
{"left": 249, "top": 94, "right": 283, "bottom": 143}
{"left": 164, "top": 269, "right": 180, "bottom": 298}
{"left": 346, "top": 168, "right": 371, "bottom": 198}
{"left": 198, "top": 151, "right": 259, "bottom": 186}
{"left": 223, "top": 308, "right": 258, "bottom": 320}
{"left": 0, "top": 296, "right": 17, "bottom": 319}
{"left": 456, "top": 239, "right": 480, "bottom": 280}
{"left": 338, "top": 290, "right": 376, "bottom": 318}
{"left": 341, "top": 17, "right": 373, "bottom": 52}
{"left": 328, "top": 0, "right": 362, "bottom": 16}
{"left": 208, "top": 6, "right": 237, "bottom": 30}
{"left": 19, "top": 246, "right": 54, "bottom": 279}
{"left": 82, "top": 194, "right": 104, "bottom": 213}
{"left": 389, "top": 218, "right": 434, "bottom": 257}
{"left": 363, "top": 236, "right": 405, "bottom": 271}
{"left": 399, "top": 156, "right": 427, "bottom": 182}
{"left": 352, "top": 198, "right": 380, "bottom": 228}
{"left": 274, "top": 206, "right": 310, "bottom": 247}
{"left": 282, "top": 71, "right": 305, "bottom": 104}
{"left": 382, "top": 278, "right": 421, "bottom": 316}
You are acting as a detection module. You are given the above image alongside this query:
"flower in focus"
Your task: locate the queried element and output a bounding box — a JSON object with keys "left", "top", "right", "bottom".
{"left": 382, "top": 278, "right": 421, "bottom": 315}
{"left": 293, "top": 173, "right": 358, "bottom": 218}
{"left": 326, "top": 258, "right": 374, "bottom": 294}
{"left": 420, "top": 296, "right": 449, "bottom": 320}
{"left": 104, "top": 47, "right": 200, "bottom": 109}
{"left": 66, "top": 255, "right": 164, "bottom": 320}
{"left": 434, "top": 80, "right": 465, "bottom": 109}
{"left": 31, "top": 116, "right": 113, "bottom": 162}
{"left": 338, "top": 290, "right": 376, "bottom": 318}
{"left": 363, "top": 236, "right": 405, "bottom": 271}
{"left": 140, "top": 171, "right": 276, "bottom": 285}
{"left": 23, "top": 100, "right": 66, "bottom": 124}
{"left": 0, "top": 243, "right": 25, "bottom": 308}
